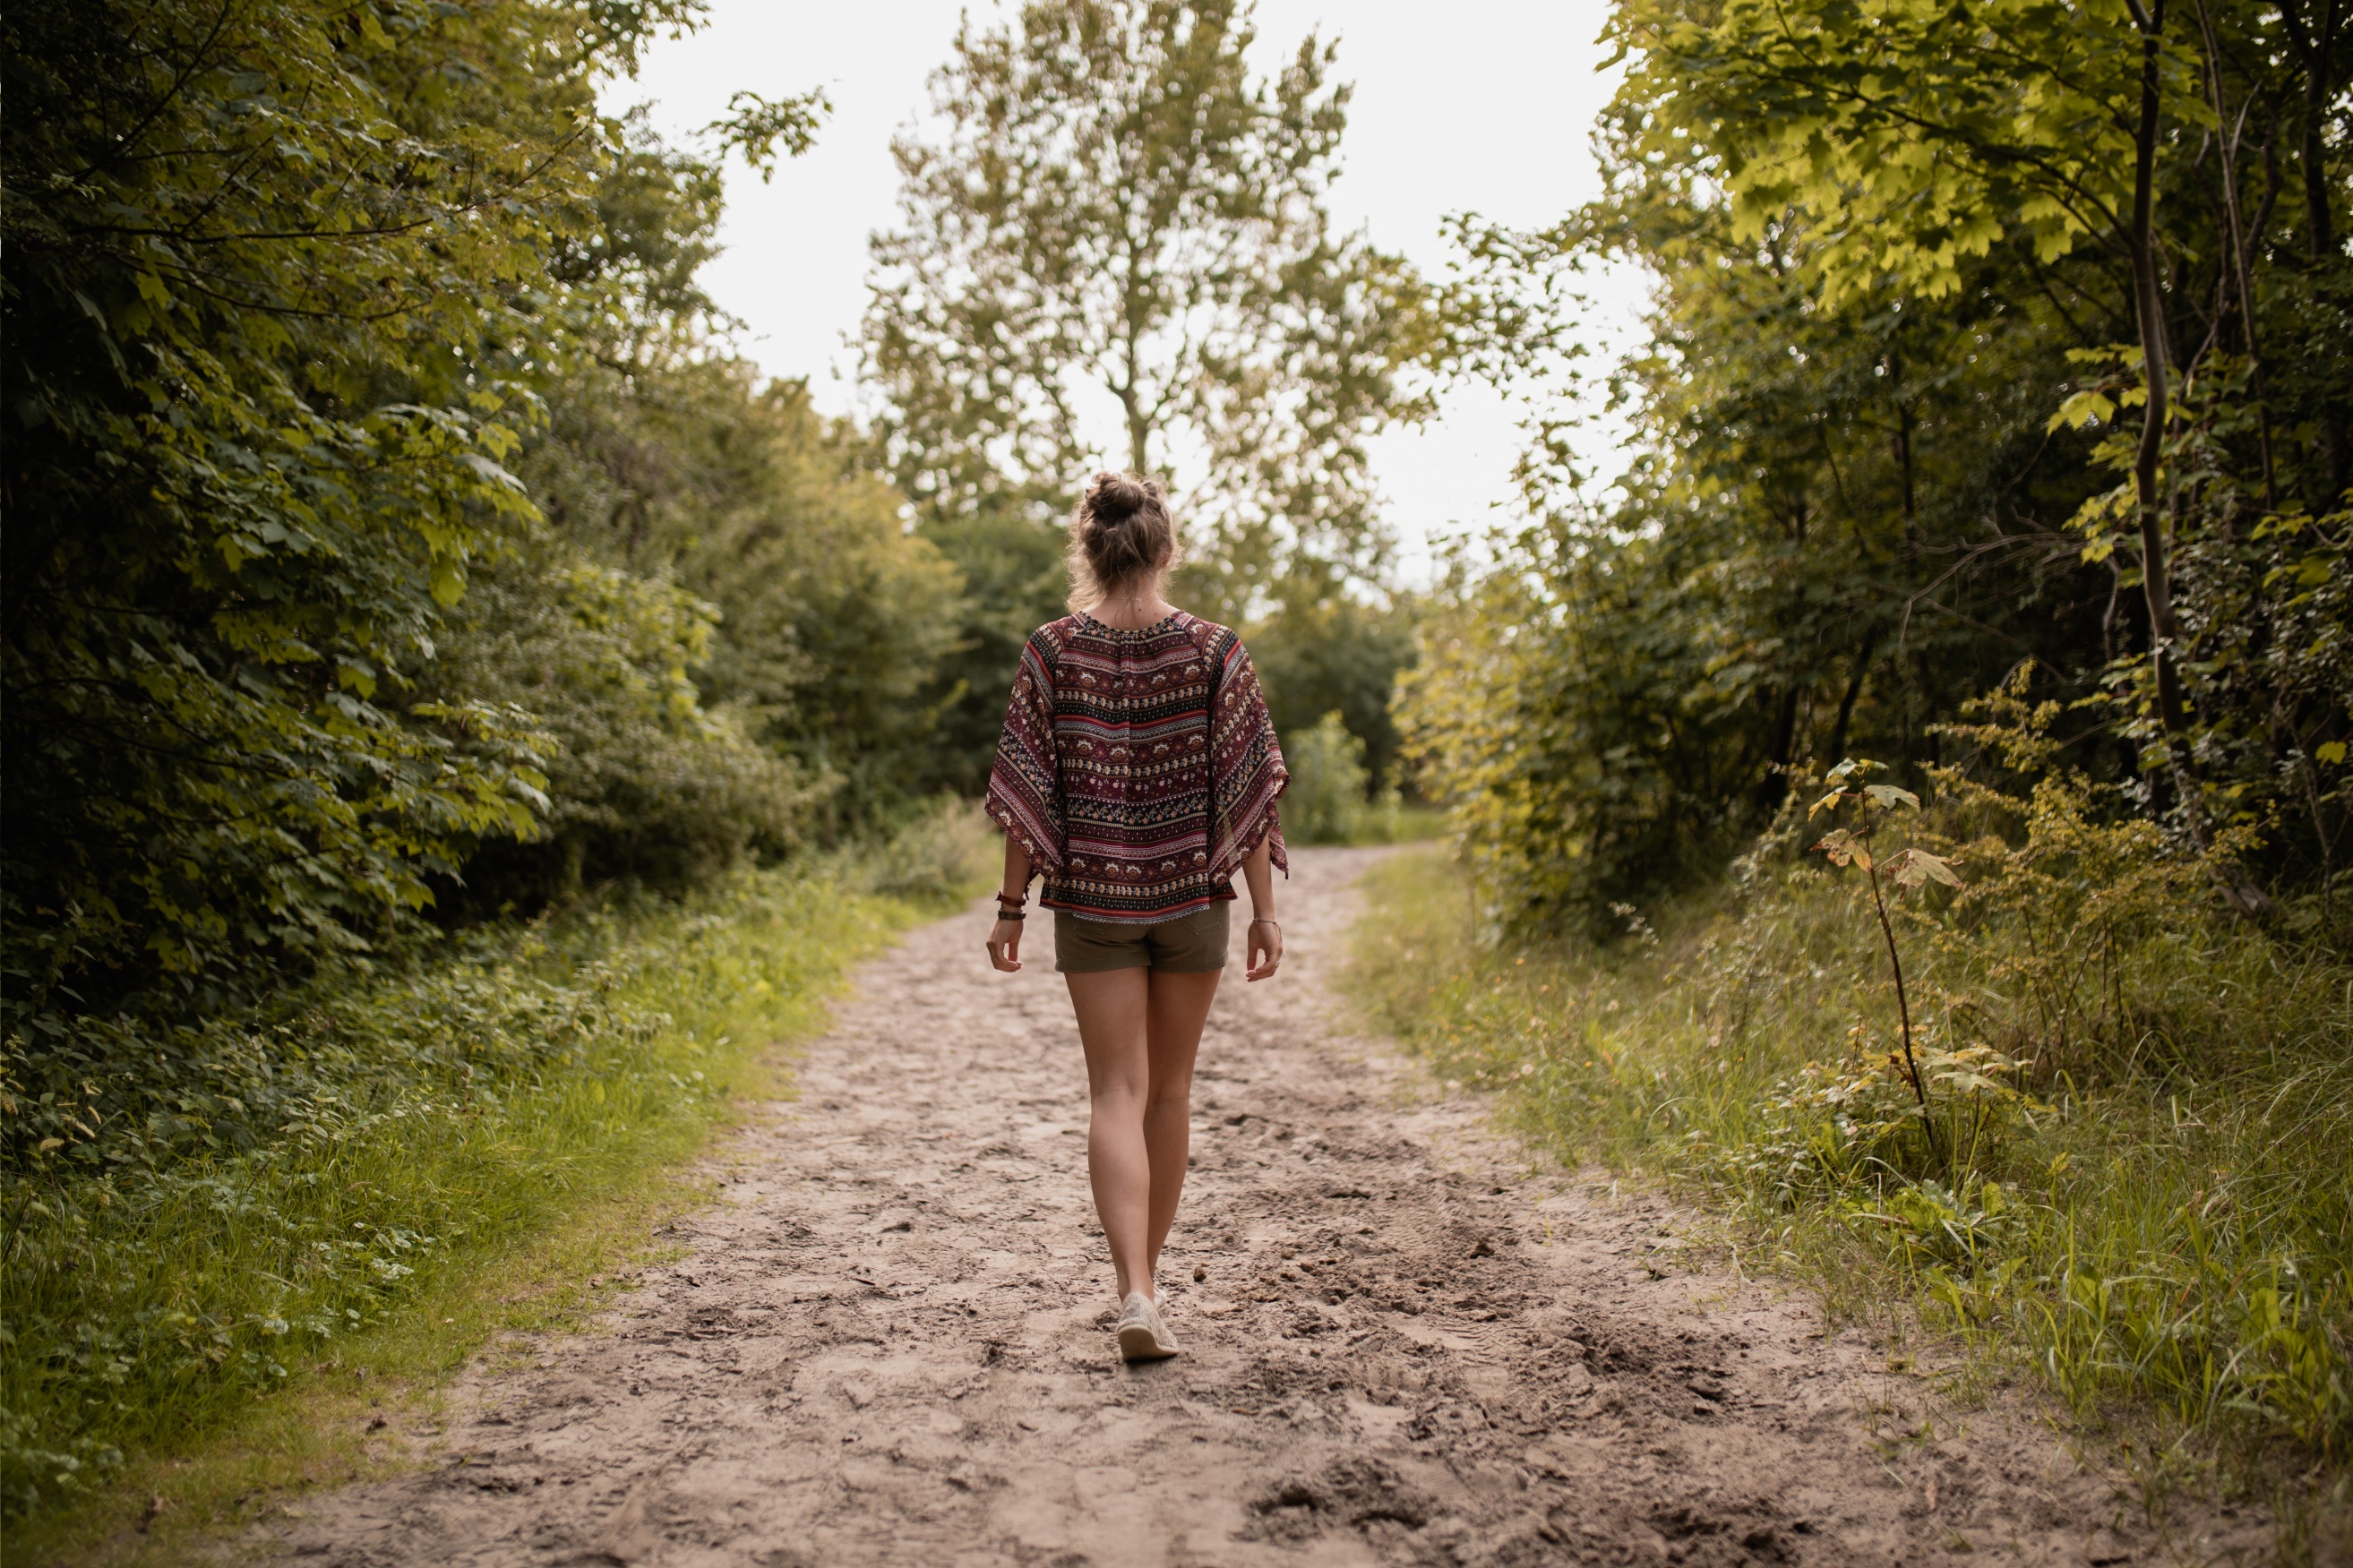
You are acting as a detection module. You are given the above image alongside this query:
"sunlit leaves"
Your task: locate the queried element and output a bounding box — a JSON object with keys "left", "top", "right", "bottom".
{"left": 708, "top": 88, "right": 830, "bottom": 183}
{"left": 1810, "top": 759, "right": 1920, "bottom": 820}
{"left": 1610, "top": 0, "right": 2211, "bottom": 308}
{"left": 1813, "top": 827, "right": 1872, "bottom": 870}
{"left": 1889, "top": 846, "right": 1962, "bottom": 890}
{"left": 2049, "top": 390, "right": 2118, "bottom": 432}
{"left": 1432, "top": 0, "right": 2347, "bottom": 933}
{"left": 1809, "top": 758, "right": 1959, "bottom": 896}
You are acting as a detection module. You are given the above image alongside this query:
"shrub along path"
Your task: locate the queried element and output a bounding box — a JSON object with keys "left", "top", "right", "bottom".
{"left": 250, "top": 849, "right": 2263, "bottom": 1566}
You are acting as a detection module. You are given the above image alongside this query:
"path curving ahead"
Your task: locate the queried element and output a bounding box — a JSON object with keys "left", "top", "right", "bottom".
{"left": 261, "top": 848, "right": 2247, "bottom": 1567}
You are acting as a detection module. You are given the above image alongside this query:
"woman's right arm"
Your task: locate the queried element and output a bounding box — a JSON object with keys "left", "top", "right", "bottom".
{"left": 983, "top": 630, "right": 1061, "bottom": 974}
{"left": 985, "top": 835, "right": 1034, "bottom": 972}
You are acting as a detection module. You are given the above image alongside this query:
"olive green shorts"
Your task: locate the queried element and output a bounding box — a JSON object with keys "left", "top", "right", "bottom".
{"left": 1053, "top": 903, "right": 1231, "bottom": 974}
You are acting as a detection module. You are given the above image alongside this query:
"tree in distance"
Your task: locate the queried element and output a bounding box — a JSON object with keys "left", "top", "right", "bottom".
{"left": 863, "top": 0, "right": 1434, "bottom": 622}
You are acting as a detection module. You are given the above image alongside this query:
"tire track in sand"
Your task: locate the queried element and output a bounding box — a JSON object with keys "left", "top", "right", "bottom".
{"left": 259, "top": 847, "right": 2266, "bottom": 1567}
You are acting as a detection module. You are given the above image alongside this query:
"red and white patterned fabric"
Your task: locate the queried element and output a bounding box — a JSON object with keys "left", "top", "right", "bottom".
{"left": 985, "top": 610, "right": 1288, "bottom": 923}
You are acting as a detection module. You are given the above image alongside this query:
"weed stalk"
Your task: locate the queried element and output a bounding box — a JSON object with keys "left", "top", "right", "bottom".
{"left": 1859, "top": 827, "right": 1944, "bottom": 1170}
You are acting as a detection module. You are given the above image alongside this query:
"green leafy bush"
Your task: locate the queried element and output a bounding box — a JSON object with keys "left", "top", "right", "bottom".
{"left": 426, "top": 553, "right": 815, "bottom": 913}
{"left": 528, "top": 359, "right": 966, "bottom": 834}
{"left": 853, "top": 798, "right": 997, "bottom": 904}
{"left": 1281, "top": 713, "right": 1373, "bottom": 844}
{"left": 0, "top": 0, "right": 680, "bottom": 1013}
{"left": 1279, "top": 712, "right": 1411, "bottom": 846}
{"left": 1249, "top": 599, "right": 1418, "bottom": 798}
{"left": 1396, "top": 521, "right": 1763, "bottom": 936}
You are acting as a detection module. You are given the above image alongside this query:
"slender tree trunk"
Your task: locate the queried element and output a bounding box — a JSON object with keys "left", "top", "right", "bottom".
{"left": 1896, "top": 408, "right": 1917, "bottom": 543}
{"left": 2313, "top": 1, "right": 2347, "bottom": 494}
{"left": 1117, "top": 320, "right": 1151, "bottom": 473}
{"left": 2280, "top": 0, "right": 2347, "bottom": 491}
{"left": 2125, "top": 8, "right": 2191, "bottom": 751}
{"left": 2291, "top": 0, "right": 2340, "bottom": 264}
{"left": 1829, "top": 638, "right": 1874, "bottom": 767}
{"left": 2194, "top": 0, "right": 2277, "bottom": 506}
{"left": 2125, "top": 2, "right": 2275, "bottom": 918}
{"left": 1761, "top": 685, "right": 1802, "bottom": 807}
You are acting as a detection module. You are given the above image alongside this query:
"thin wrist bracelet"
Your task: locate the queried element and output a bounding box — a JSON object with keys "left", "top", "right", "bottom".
{"left": 1249, "top": 916, "right": 1280, "bottom": 928}
{"left": 994, "top": 909, "right": 1025, "bottom": 921}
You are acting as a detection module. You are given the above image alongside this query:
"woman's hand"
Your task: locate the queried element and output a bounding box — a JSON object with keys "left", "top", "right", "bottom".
{"left": 1245, "top": 915, "right": 1283, "bottom": 981}
{"left": 1240, "top": 835, "right": 1282, "bottom": 981}
{"left": 987, "top": 836, "right": 1033, "bottom": 973}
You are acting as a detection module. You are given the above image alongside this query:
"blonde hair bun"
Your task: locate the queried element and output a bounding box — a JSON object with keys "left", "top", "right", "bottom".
{"left": 1067, "top": 471, "right": 1180, "bottom": 611}
{"left": 1086, "top": 471, "right": 1150, "bottom": 518}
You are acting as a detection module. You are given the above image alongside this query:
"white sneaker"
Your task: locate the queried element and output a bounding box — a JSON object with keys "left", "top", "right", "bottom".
{"left": 1115, "top": 1291, "right": 1181, "bottom": 1360}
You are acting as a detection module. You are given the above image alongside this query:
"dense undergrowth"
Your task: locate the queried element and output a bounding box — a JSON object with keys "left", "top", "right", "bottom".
{"left": 0, "top": 805, "right": 991, "bottom": 1523}
{"left": 1353, "top": 777, "right": 2351, "bottom": 1500}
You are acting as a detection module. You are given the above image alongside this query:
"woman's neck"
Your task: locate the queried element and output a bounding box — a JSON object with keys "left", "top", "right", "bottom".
{"left": 1088, "top": 579, "right": 1176, "bottom": 630}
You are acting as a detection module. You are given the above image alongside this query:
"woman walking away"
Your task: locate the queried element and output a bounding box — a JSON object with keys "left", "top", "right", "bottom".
{"left": 983, "top": 472, "right": 1289, "bottom": 1363}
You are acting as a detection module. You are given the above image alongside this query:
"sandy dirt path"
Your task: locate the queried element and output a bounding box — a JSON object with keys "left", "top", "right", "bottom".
{"left": 260, "top": 847, "right": 2262, "bottom": 1567}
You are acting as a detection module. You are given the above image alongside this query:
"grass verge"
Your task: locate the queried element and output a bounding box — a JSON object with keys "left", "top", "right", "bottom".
{"left": 1352, "top": 843, "right": 2351, "bottom": 1533}
{"left": 3, "top": 805, "right": 991, "bottom": 1561}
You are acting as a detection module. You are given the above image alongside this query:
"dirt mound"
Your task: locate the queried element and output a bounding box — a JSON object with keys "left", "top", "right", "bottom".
{"left": 253, "top": 848, "right": 2272, "bottom": 1566}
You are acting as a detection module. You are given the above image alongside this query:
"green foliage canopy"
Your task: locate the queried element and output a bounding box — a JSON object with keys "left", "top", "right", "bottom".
{"left": 0, "top": 0, "right": 689, "bottom": 1013}
{"left": 0, "top": 0, "right": 909, "bottom": 1017}
{"left": 1404, "top": 0, "right": 2350, "bottom": 933}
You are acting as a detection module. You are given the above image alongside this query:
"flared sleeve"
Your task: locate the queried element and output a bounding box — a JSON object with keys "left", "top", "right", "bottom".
{"left": 1205, "top": 629, "right": 1289, "bottom": 884}
{"left": 983, "top": 628, "right": 1066, "bottom": 873}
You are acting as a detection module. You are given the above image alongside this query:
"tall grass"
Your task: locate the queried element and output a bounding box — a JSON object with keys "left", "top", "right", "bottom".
{"left": 1353, "top": 843, "right": 2352, "bottom": 1487}
{"left": 0, "top": 802, "right": 991, "bottom": 1525}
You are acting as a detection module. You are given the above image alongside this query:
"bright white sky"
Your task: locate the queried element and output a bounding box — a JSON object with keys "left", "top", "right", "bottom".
{"left": 610, "top": 3, "right": 1646, "bottom": 583}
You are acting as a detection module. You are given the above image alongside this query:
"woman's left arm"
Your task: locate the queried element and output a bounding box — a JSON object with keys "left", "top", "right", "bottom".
{"left": 1241, "top": 836, "right": 1282, "bottom": 981}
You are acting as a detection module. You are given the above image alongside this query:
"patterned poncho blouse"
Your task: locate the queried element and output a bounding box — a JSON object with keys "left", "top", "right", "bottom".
{"left": 985, "top": 611, "right": 1289, "bottom": 923}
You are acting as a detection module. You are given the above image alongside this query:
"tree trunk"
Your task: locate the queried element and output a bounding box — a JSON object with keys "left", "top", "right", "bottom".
{"left": 1829, "top": 637, "right": 1876, "bottom": 766}
{"left": 2286, "top": 0, "right": 2341, "bottom": 264}
{"left": 2194, "top": 0, "right": 2277, "bottom": 506}
{"left": 1117, "top": 308, "right": 1151, "bottom": 473}
{"left": 2284, "top": 0, "right": 2347, "bottom": 492}
{"left": 2125, "top": 3, "right": 2274, "bottom": 918}
{"left": 1760, "top": 685, "right": 1802, "bottom": 808}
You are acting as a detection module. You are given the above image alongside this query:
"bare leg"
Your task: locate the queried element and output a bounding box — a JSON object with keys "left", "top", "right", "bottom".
{"left": 1142, "top": 969, "right": 1219, "bottom": 1281}
{"left": 1067, "top": 967, "right": 1155, "bottom": 1300}
{"left": 1066, "top": 966, "right": 1221, "bottom": 1301}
